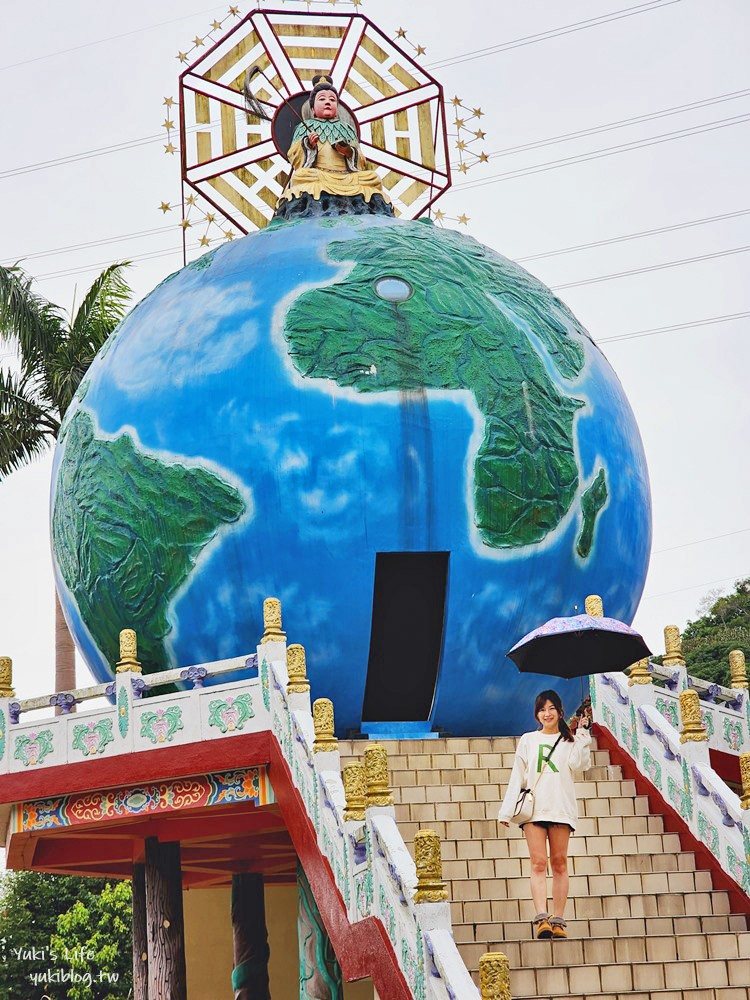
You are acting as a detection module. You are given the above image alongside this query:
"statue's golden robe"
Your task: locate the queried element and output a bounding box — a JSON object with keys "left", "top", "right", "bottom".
{"left": 278, "top": 136, "right": 391, "bottom": 206}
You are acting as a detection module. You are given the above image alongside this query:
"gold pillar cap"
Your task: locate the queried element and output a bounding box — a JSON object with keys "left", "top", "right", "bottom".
{"left": 628, "top": 657, "right": 652, "bottom": 686}
{"left": 414, "top": 829, "right": 448, "bottom": 903}
{"left": 342, "top": 762, "right": 366, "bottom": 821}
{"left": 729, "top": 649, "right": 749, "bottom": 690}
{"left": 261, "top": 596, "right": 286, "bottom": 644}
{"left": 663, "top": 624, "right": 686, "bottom": 668}
{"left": 286, "top": 643, "right": 310, "bottom": 694}
{"left": 679, "top": 688, "right": 707, "bottom": 743}
{"left": 479, "top": 952, "right": 511, "bottom": 1000}
{"left": 116, "top": 628, "right": 142, "bottom": 674}
{"left": 312, "top": 698, "right": 338, "bottom": 753}
{"left": 363, "top": 743, "right": 394, "bottom": 807}
{"left": 0, "top": 656, "right": 15, "bottom": 698}
{"left": 585, "top": 595, "right": 603, "bottom": 618}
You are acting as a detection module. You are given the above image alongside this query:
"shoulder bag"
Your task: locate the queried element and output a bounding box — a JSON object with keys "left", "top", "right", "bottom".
{"left": 510, "top": 733, "right": 563, "bottom": 825}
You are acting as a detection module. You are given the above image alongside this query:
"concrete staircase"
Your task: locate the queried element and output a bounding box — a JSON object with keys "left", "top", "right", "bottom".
{"left": 340, "top": 736, "right": 750, "bottom": 1000}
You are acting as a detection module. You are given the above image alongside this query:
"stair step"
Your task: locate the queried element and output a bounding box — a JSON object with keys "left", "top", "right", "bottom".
{"left": 443, "top": 869, "right": 714, "bottom": 902}
{"left": 520, "top": 989, "right": 749, "bottom": 1000}
{"left": 508, "top": 956, "right": 750, "bottom": 996}
{"left": 459, "top": 930, "right": 750, "bottom": 969}
{"left": 453, "top": 887, "right": 732, "bottom": 924}
{"left": 453, "top": 912, "right": 749, "bottom": 944}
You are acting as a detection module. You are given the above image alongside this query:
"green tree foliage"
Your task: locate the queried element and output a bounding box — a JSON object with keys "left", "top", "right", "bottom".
{"left": 681, "top": 578, "right": 750, "bottom": 687}
{"left": 51, "top": 881, "right": 132, "bottom": 1000}
{"left": 0, "top": 872, "right": 132, "bottom": 999}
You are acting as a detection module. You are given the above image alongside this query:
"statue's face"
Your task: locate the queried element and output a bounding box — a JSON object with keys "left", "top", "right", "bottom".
{"left": 313, "top": 89, "right": 338, "bottom": 119}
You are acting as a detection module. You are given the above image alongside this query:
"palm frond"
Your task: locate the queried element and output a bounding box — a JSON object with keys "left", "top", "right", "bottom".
{"left": 0, "top": 367, "right": 59, "bottom": 478}
{"left": 0, "top": 264, "right": 65, "bottom": 364}
{"left": 70, "top": 262, "right": 132, "bottom": 348}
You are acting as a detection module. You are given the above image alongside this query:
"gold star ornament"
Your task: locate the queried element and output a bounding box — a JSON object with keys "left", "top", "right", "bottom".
{"left": 159, "top": 202, "right": 172, "bottom": 213}
{"left": 163, "top": 97, "right": 175, "bottom": 107}
{"left": 199, "top": 236, "right": 211, "bottom": 246}
{"left": 457, "top": 214, "right": 470, "bottom": 225}
{"left": 164, "top": 142, "right": 177, "bottom": 154}
{"left": 180, "top": 218, "right": 192, "bottom": 229}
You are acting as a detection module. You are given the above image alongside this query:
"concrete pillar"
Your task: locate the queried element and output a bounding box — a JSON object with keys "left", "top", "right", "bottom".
{"left": 231, "top": 873, "right": 271, "bottom": 1000}
{"left": 297, "top": 862, "right": 342, "bottom": 999}
{"left": 132, "top": 862, "right": 148, "bottom": 1000}
{"left": 145, "top": 837, "right": 187, "bottom": 1000}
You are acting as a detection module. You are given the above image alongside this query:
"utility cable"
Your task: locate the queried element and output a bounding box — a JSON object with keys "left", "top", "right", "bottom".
{"left": 551, "top": 245, "right": 750, "bottom": 291}
{"left": 456, "top": 113, "right": 750, "bottom": 192}
{"left": 427, "top": 1, "right": 684, "bottom": 70}
{"left": 597, "top": 311, "right": 750, "bottom": 344}
{"left": 653, "top": 528, "right": 750, "bottom": 555}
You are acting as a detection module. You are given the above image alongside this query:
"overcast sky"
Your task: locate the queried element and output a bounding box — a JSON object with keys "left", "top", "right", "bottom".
{"left": 1, "top": 0, "right": 748, "bottom": 701}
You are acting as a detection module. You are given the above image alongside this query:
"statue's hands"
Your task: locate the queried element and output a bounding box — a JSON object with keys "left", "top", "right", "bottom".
{"left": 308, "top": 132, "right": 319, "bottom": 147}
{"left": 334, "top": 142, "right": 353, "bottom": 156}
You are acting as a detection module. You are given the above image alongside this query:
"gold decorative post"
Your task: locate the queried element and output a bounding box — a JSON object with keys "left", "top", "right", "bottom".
{"left": 342, "top": 763, "right": 366, "bottom": 821}
{"left": 663, "top": 625, "right": 686, "bottom": 668}
{"left": 414, "top": 830, "right": 448, "bottom": 903}
{"left": 0, "top": 657, "right": 16, "bottom": 698}
{"left": 312, "top": 698, "right": 338, "bottom": 753}
{"left": 679, "top": 689, "right": 707, "bottom": 743}
{"left": 585, "top": 594, "right": 603, "bottom": 618}
{"left": 363, "top": 743, "right": 394, "bottom": 807}
{"left": 729, "top": 650, "right": 749, "bottom": 690}
{"left": 116, "top": 629, "right": 142, "bottom": 673}
{"left": 739, "top": 752, "right": 750, "bottom": 810}
{"left": 260, "top": 597, "right": 286, "bottom": 644}
{"left": 286, "top": 644, "right": 310, "bottom": 695}
{"left": 479, "top": 952, "right": 511, "bottom": 1000}
{"left": 628, "top": 657, "right": 652, "bottom": 686}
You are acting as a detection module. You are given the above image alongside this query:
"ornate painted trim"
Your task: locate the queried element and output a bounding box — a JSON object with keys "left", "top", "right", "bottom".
{"left": 208, "top": 693, "right": 254, "bottom": 733}
{"left": 71, "top": 718, "right": 114, "bottom": 757}
{"left": 140, "top": 705, "right": 183, "bottom": 744}
{"left": 13, "top": 730, "right": 54, "bottom": 767}
{"left": 117, "top": 685, "right": 129, "bottom": 738}
{"left": 18, "top": 766, "right": 274, "bottom": 832}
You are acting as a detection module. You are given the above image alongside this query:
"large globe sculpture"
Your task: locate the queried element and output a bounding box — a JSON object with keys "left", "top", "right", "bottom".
{"left": 51, "top": 215, "right": 651, "bottom": 735}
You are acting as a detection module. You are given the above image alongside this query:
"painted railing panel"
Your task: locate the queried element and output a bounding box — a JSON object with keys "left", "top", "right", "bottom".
{"left": 591, "top": 667, "right": 750, "bottom": 898}
{"left": 0, "top": 665, "right": 268, "bottom": 773}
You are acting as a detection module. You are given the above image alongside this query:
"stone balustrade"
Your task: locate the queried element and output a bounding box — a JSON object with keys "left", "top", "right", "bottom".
{"left": 591, "top": 621, "right": 750, "bottom": 900}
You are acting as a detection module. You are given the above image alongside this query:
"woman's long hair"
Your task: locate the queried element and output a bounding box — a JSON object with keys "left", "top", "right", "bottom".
{"left": 534, "top": 689, "right": 574, "bottom": 742}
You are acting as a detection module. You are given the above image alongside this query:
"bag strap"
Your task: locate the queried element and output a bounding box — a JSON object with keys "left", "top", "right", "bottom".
{"left": 529, "top": 733, "right": 564, "bottom": 792}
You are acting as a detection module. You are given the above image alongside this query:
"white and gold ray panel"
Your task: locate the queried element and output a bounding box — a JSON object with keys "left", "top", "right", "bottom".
{"left": 172, "top": 9, "right": 451, "bottom": 233}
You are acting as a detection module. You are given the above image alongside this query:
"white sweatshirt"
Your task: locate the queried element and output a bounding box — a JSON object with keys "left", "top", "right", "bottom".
{"left": 497, "top": 728, "right": 592, "bottom": 830}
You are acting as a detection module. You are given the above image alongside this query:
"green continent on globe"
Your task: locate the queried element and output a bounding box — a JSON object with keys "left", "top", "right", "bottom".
{"left": 576, "top": 467, "right": 608, "bottom": 558}
{"left": 52, "top": 410, "right": 246, "bottom": 674}
{"left": 284, "top": 221, "right": 604, "bottom": 548}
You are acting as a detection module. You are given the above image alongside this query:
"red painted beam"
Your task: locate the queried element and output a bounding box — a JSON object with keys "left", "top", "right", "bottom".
{"left": 710, "top": 747, "right": 742, "bottom": 787}
{"left": 268, "top": 740, "right": 412, "bottom": 999}
{"left": 593, "top": 724, "right": 750, "bottom": 919}
{"left": 0, "top": 731, "right": 272, "bottom": 804}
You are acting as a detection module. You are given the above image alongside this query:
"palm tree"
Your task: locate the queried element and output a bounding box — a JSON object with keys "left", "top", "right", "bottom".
{"left": 0, "top": 262, "right": 132, "bottom": 700}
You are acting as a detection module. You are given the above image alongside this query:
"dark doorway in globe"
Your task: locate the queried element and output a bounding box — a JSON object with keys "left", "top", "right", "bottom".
{"left": 362, "top": 552, "right": 449, "bottom": 722}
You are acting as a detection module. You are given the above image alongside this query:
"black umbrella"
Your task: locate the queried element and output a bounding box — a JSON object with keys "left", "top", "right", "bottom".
{"left": 507, "top": 613, "right": 652, "bottom": 679}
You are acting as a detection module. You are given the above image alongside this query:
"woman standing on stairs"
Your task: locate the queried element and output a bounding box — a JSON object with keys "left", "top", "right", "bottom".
{"left": 498, "top": 689, "right": 592, "bottom": 940}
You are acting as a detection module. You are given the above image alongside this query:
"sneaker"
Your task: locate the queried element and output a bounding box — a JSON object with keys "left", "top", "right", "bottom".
{"left": 532, "top": 913, "right": 552, "bottom": 939}
{"left": 550, "top": 917, "right": 568, "bottom": 939}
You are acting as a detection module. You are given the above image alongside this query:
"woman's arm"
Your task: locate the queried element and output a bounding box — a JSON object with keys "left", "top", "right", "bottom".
{"left": 568, "top": 725, "right": 592, "bottom": 771}
{"left": 497, "top": 735, "right": 529, "bottom": 824}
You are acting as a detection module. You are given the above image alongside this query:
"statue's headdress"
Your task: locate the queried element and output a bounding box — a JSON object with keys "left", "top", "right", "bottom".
{"left": 310, "top": 74, "right": 338, "bottom": 99}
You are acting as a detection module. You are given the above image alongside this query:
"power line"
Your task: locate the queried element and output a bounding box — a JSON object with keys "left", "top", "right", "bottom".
{"left": 551, "top": 245, "right": 750, "bottom": 292}
{"left": 643, "top": 572, "right": 745, "bottom": 601}
{"left": 428, "top": 1, "right": 684, "bottom": 70}
{"left": 515, "top": 209, "right": 750, "bottom": 263}
{"left": 0, "top": 5, "right": 226, "bottom": 73}
{"left": 456, "top": 113, "right": 750, "bottom": 192}
{"left": 471, "top": 89, "right": 750, "bottom": 167}
{"left": 597, "top": 311, "right": 750, "bottom": 344}
{"left": 1, "top": 226, "right": 175, "bottom": 266}
{"left": 653, "top": 528, "right": 750, "bottom": 555}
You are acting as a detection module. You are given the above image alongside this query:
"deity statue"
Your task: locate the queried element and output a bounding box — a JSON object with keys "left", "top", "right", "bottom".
{"left": 274, "top": 75, "right": 394, "bottom": 220}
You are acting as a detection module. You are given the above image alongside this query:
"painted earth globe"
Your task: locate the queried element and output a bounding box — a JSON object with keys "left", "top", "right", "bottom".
{"left": 51, "top": 215, "right": 651, "bottom": 736}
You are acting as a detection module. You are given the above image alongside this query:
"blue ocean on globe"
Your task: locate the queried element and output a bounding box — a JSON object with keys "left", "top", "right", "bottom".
{"left": 51, "top": 214, "right": 651, "bottom": 736}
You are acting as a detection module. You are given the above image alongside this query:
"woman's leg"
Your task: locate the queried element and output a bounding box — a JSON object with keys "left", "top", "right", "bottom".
{"left": 548, "top": 823, "right": 572, "bottom": 918}
{"left": 523, "top": 823, "right": 550, "bottom": 915}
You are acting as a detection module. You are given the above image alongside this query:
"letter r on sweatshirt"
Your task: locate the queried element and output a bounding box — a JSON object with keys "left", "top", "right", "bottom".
{"left": 537, "top": 744, "right": 559, "bottom": 773}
